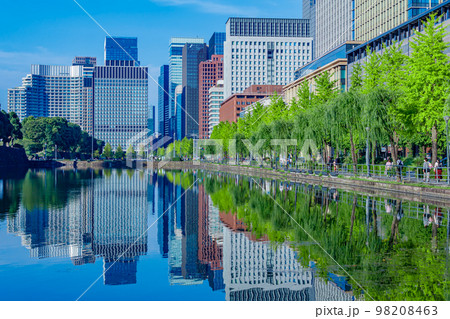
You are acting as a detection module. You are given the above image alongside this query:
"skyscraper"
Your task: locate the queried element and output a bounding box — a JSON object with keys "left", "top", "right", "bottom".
{"left": 354, "top": 0, "right": 443, "bottom": 42}
{"left": 7, "top": 62, "right": 95, "bottom": 134}
{"left": 104, "top": 36, "right": 139, "bottom": 64}
{"left": 148, "top": 105, "right": 156, "bottom": 136}
{"left": 208, "top": 32, "right": 226, "bottom": 58}
{"left": 303, "top": 1, "right": 316, "bottom": 57}
{"left": 223, "top": 18, "right": 312, "bottom": 99}
{"left": 158, "top": 65, "right": 170, "bottom": 136}
{"left": 304, "top": 0, "right": 444, "bottom": 60}
{"left": 208, "top": 80, "right": 224, "bottom": 138}
{"left": 94, "top": 36, "right": 148, "bottom": 150}
{"left": 175, "top": 85, "right": 184, "bottom": 141}
{"left": 408, "top": 0, "right": 441, "bottom": 18}
{"left": 94, "top": 65, "right": 148, "bottom": 150}
{"left": 199, "top": 55, "right": 223, "bottom": 139}
{"left": 182, "top": 43, "right": 208, "bottom": 139}
{"left": 168, "top": 37, "right": 204, "bottom": 139}
{"left": 314, "top": 0, "right": 353, "bottom": 58}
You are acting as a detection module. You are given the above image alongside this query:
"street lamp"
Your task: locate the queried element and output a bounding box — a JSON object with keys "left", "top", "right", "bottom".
{"left": 366, "top": 127, "right": 370, "bottom": 177}
{"left": 444, "top": 115, "right": 450, "bottom": 185}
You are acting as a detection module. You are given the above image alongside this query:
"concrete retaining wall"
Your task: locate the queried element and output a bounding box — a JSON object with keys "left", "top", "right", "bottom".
{"left": 157, "top": 162, "right": 450, "bottom": 207}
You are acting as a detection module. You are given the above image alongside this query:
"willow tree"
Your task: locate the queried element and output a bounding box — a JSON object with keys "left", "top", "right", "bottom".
{"left": 256, "top": 123, "right": 273, "bottom": 165}
{"left": 271, "top": 118, "right": 294, "bottom": 169}
{"left": 403, "top": 13, "right": 450, "bottom": 164}
{"left": 312, "top": 72, "right": 338, "bottom": 162}
{"left": 328, "top": 91, "right": 364, "bottom": 173}
{"left": 364, "top": 88, "right": 402, "bottom": 179}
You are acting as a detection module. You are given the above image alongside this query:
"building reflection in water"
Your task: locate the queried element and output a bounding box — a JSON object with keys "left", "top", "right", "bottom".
{"left": 5, "top": 170, "right": 356, "bottom": 300}
{"left": 7, "top": 169, "right": 148, "bottom": 286}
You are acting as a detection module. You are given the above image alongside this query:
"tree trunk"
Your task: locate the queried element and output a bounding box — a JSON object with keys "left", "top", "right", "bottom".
{"left": 388, "top": 203, "right": 401, "bottom": 249}
{"left": 349, "top": 195, "right": 358, "bottom": 241}
{"left": 371, "top": 142, "right": 376, "bottom": 166}
{"left": 349, "top": 131, "right": 358, "bottom": 174}
{"left": 390, "top": 131, "right": 400, "bottom": 182}
{"left": 431, "top": 123, "right": 438, "bottom": 166}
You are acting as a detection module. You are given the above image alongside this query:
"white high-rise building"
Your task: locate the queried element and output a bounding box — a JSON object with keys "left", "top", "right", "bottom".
{"left": 7, "top": 63, "right": 95, "bottom": 133}
{"left": 223, "top": 18, "right": 313, "bottom": 99}
{"left": 208, "top": 80, "right": 224, "bottom": 136}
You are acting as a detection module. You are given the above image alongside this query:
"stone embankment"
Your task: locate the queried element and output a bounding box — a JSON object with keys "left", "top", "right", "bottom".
{"left": 157, "top": 161, "right": 450, "bottom": 207}
{"left": 0, "top": 146, "right": 28, "bottom": 168}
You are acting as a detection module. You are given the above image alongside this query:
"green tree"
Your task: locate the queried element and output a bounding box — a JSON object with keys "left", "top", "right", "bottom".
{"left": 126, "top": 145, "right": 137, "bottom": 159}
{"left": 314, "top": 71, "right": 338, "bottom": 104}
{"left": 0, "top": 111, "right": 13, "bottom": 146}
{"left": 328, "top": 91, "right": 363, "bottom": 172}
{"left": 138, "top": 144, "right": 146, "bottom": 158}
{"left": 103, "top": 143, "right": 113, "bottom": 159}
{"left": 296, "top": 81, "right": 314, "bottom": 110}
{"left": 165, "top": 143, "right": 174, "bottom": 158}
{"left": 181, "top": 137, "right": 193, "bottom": 158}
{"left": 362, "top": 47, "right": 382, "bottom": 93}
{"left": 403, "top": 13, "right": 450, "bottom": 164}
{"left": 115, "top": 145, "right": 124, "bottom": 160}
{"left": 8, "top": 112, "right": 23, "bottom": 145}
{"left": 350, "top": 63, "right": 363, "bottom": 91}
{"left": 157, "top": 147, "right": 165, "bottom": 157}
{"left": 364, "top": 88, "right": 402, "bottom": 179}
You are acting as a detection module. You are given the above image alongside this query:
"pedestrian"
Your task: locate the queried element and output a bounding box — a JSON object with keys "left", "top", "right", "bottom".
{"left": 335, "top": 157, "right": 340, "bottom": 172}
{"left": 434, "top": 159, "right": 443, "bottom": 182}
{"left": 423, "top": 158, "right": 431, "bottom": 182}
{"left": 385, "top": 158, "right": 393, "bottom": 177}
{"left": 396, "top": 158, "right": 404, "bottom": 181}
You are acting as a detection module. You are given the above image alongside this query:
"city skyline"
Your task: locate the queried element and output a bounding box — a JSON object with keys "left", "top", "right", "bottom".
{"left": 0, "top": 0, "right": 302, "bottom": 111}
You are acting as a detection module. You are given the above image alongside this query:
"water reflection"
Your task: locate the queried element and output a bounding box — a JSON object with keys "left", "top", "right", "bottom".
{"left": 0, "top": 169, "right": 448, "bottom": 301}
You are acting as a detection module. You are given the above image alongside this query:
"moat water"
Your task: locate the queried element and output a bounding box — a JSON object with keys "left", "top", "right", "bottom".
{"left": 0, "top": 168, "right": 448, "bottom": 301}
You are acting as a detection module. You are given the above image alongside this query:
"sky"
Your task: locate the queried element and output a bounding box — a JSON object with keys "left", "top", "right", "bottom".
{"left": 0, "top": 0, "right": 302, "bottom": 111}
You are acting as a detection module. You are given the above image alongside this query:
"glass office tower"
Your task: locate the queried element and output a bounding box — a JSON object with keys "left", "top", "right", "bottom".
{"left": 408, "top": 0, "right": 441, "bottom": 18}
{"left": 208, "top": 32, "right": 226, "bottom": 58}
{"left": 168, "top": 37, "right": 204, "bottom": 139}
{"left": 158, "top": 65, "right": 170, "bottom": 136}
{"left": 104, "top": 37, "right": 139, "bottom": 64}
{"left": 182, "top": 43, "right": 208, "bottom": 139}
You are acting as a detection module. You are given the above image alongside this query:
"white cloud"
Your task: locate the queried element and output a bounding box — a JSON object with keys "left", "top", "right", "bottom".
{"left": 150, "top": 0, "right": 257, "bottom": 15}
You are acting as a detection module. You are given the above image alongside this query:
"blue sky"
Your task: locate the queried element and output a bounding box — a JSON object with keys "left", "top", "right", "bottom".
{"left": 0, "top": 0, "right": 302, "bottom": 110}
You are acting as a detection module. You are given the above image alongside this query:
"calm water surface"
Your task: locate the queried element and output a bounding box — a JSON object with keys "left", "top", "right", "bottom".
{"left": 0, "top": 168, "right": 448, "bottom": 301}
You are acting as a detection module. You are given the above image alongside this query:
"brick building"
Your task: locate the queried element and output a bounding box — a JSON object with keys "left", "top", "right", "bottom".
{"left": 219, "top": 85, "right": 283, "bottom": 123}
{"left": 199, "top": 55, "right": 223, "bottom": 139}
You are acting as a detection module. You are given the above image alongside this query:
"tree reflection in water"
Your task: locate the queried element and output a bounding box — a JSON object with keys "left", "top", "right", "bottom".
{"left": 200, "top": 172, "right": 449, "bottom": 301}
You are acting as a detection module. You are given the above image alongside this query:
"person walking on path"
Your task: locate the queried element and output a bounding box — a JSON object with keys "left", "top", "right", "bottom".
{"left": 385, "top": 158, "right": 393, "bottom": 177}
{"left": 434, "top": 159, "right": 443, "bottom": 182}
{"left": 396, "top": 158, "right": 404, "bottom": 182}
{"left": 423, "top": 158, "right": 432, "bottom": 182}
